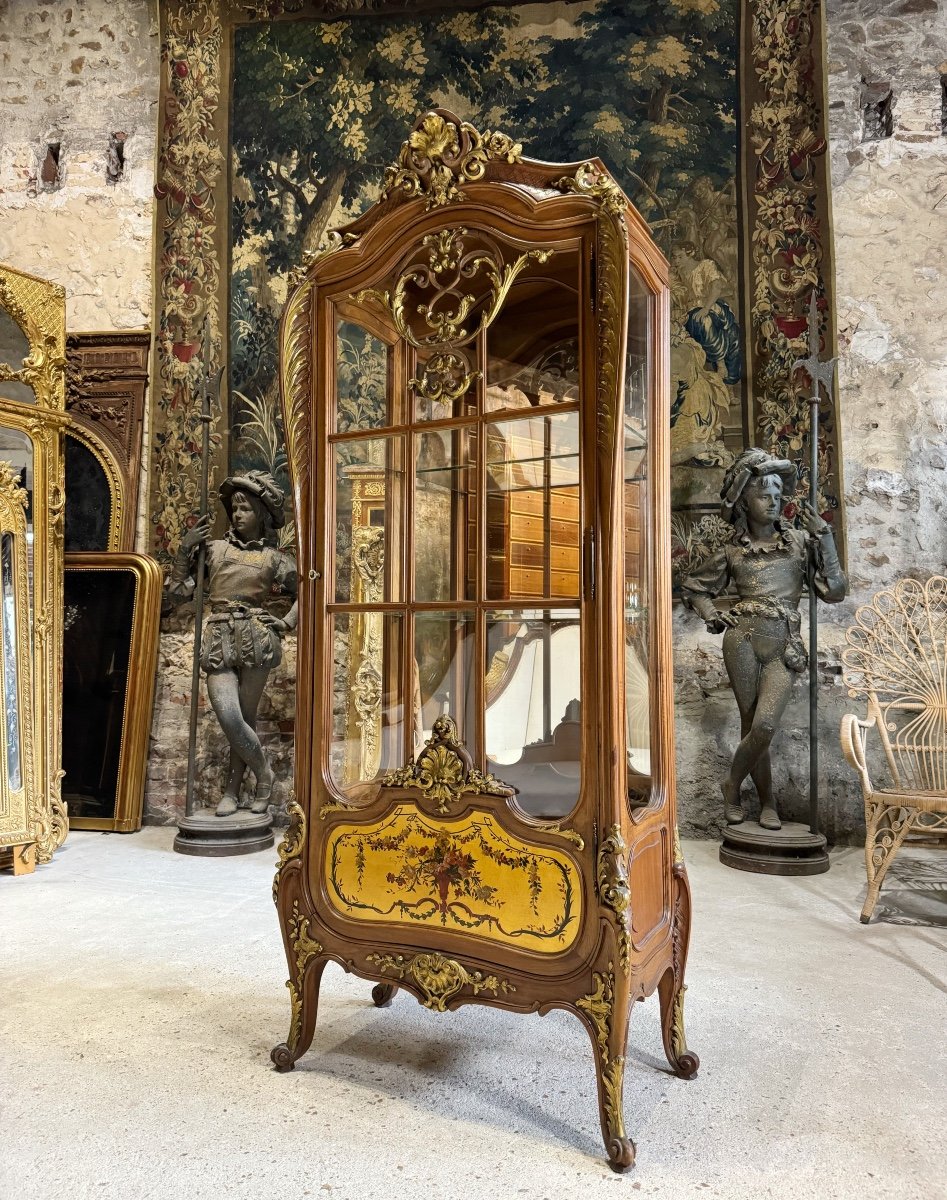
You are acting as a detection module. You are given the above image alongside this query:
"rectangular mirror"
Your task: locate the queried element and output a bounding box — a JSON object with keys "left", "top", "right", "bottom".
{"left": 62, "top": 553, "right": 162, "bottom": 832}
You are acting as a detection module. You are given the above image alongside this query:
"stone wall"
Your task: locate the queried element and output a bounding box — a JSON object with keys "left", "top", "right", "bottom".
{"left": 0, "top": 0, "right": 158, "bottom": 330}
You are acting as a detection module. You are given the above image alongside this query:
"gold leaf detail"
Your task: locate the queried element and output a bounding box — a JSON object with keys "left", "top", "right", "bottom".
{"left": 383, "top": 713, "right": 513, "bottom": 814}
{"left": 366, "top": 950, "right": 515, "bottom": 1013}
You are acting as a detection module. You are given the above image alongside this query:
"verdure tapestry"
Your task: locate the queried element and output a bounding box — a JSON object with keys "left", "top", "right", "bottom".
{"left": 152, "top": 0, "right": 840, "bottom": 572}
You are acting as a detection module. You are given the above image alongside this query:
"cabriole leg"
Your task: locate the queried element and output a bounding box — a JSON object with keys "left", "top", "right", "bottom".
{"left": 577, "top": 964, "right": 635, "bottom": 1171}
{"left": 271, "top": 901, "right": 326, "bottom": 1072}
{"left": 659, "top": 861, "right": 700, "bottom": 1079}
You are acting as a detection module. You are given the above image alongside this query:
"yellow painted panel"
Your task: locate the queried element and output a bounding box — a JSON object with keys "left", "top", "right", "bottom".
{"left": 325, "top": 805, "right": 581, "bottom": 954}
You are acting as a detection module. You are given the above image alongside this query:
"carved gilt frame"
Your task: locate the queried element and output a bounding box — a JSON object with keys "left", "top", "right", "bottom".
{"left": 63, "top": 552, "right": 163, "bottom": 832}
{"left": 0, "top": 263, "right": 68, "bottom": 862}
{"left": 0, "top": 462, "right": 39, "bottom": 874}
{"left": 65, "top": 330, "right": 151, "bottom": 553}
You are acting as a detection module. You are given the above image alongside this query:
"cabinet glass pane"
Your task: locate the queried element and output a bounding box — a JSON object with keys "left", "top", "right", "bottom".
{"left": 485, "top": 608, "right": 581, "bottom": 818}
{"left": 625, "top": 270, "right": 650, "bottom": 793}
{"left": 412, "top": 611, "right": 476, "bottom": 758}
{"left": 485, "top": 255, "right": 579, "bottom": 413}
{"left": 1, "top": 534, "right": 21, "bottom": 791}
{"left": 333, "top": 436, "right": 402, "bottom": 604}
{"left": 485, "top": 412, "right": 580, "bottom": 601}
{"left": 336, "top": 319, "right": 390, "bottom": 433}
{"left": 414, "top": 427, "right": 475, "bottom": 602}
{"left": 329, "top": 612, "right": 403, "bottom": 794}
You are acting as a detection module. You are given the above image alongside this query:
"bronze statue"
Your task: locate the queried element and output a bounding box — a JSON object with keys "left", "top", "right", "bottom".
{"left": 679, "top": 448, "right": 846, "bottom": 830}
{"left": 170, "top": 471, "right": 297, "bottom": 817}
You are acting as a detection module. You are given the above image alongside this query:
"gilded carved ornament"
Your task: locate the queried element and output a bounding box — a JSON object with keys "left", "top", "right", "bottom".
{"left": 597, "top": 824, "right": 631, "bottom": 974}
{"left": 284, "top": 899, "right": 324, "bottom": 1052}
{"left": 576, "top": 965, "right": 627, "bottom": 1149}
{"left": 353, "top": 225, "right": 550, "bottom": 406}
{"left": 382, "top": 713, "right": 513, "bottom": 815}
{"left": 384, "top": 111, "right": 523, "bottom": 210}
{"left": 366, "top": 950, "right": 515, "bottom": 1013}
{"left": 273, "top": 797, "right": 306, "bottom": 904}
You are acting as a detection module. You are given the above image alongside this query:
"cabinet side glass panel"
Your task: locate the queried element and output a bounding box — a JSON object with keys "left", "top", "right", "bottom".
{"left": 625, "top": 269, "right": 651, "bottom": 803}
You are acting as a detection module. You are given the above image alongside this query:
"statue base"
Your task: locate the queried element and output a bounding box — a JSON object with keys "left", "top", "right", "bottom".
{"left": 173, "top": 809, "right": 274, "bottom": 857}
{"left": 719, "top": 820, "right": 829, "bottom": 876}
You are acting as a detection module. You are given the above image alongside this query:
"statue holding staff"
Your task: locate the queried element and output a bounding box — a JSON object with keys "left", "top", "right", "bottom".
{"left": 679, "top": 448, "right": 846, "bottom": 830}
{"left": 170, "top": 470, "right": 297, "bottom": 817}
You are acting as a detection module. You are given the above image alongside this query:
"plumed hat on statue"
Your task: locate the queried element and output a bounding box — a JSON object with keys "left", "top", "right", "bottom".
{"left": 719, "top": 447, "right": 797, "bottom": 522}
{"left": 219, "top": 469, "right": 286, "bottom": 529}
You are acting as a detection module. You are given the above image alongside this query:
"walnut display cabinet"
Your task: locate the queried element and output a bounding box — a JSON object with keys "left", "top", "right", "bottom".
{"left": 272, "top": 110, "right": 698, "bottom": 1170}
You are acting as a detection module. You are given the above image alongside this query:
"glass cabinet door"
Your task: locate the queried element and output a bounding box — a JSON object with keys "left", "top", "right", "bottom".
{"left": 624, "top": 268, "right": 651, "bottom": 803}
{"left": 324, "top": 231, "right": 586, "bottom": 819}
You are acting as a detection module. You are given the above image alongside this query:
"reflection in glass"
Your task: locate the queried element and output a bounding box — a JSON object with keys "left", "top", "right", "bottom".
{"left": 485, "top": 260, "right": 579, "bottom": 413}
{"left": 333, "top": 436, "right": 402, "bottom": 604}
{"left": 413, "top": 611, "right": 476, "bottom": 757}
{"left": 0, "top": 306, "right": 35, "bottom": 405}
{"left": 330, "top": 612, "right": 403, "bottom": 793}
{"left": 336, "top": 320, "right": 390, "bottom": 433}
{"left": 0, "top": 429, "right": 34, "bottom": 613}
{"left": 1, "top": 534, "right": 21, "bottom": 790}
{"left": 625, "top": 270, "right": 651, "bottom": 793}
{"left": 414, "top": 427, "right": 474, "bottom": 602}
{"left": 485, "top": 608, "right": 581, "bottom": 818}
{"left": 61, "top": 570, "right": 136, "bottom": 819}
{"left": 485, "top": 412, "right": 580, "bottom": 601}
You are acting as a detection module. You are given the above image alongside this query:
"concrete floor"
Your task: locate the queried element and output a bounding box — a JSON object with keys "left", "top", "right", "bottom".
{"left": 2, "top": 830, "right": 945, "bottom": 1200}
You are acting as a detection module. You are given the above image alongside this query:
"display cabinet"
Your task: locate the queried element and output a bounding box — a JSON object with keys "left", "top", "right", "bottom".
{"left": 272, "top": 110, "right": 697, "bottom": 1169}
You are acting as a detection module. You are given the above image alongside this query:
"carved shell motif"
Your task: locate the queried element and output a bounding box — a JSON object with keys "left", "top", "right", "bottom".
{"left": 382, "top": 713, "right": 513, "bottom": 814}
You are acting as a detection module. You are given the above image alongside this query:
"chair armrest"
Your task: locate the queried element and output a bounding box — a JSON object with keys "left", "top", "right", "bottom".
{"left": 840, "top": 713, "right": 875, "bottom": 799}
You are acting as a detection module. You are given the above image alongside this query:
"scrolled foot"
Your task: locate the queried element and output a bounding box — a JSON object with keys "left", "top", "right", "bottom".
{"left": 371, "top": 983, "right": 397, "bottom": 1008}
{"left": 270, "top": 1042, "right": 296, "bottom": 1073}
{"left": 606, "top": 1135, "right": 636, "bottom": 1172}
{"left": 673, "top": 1049, "right": 700, "bottom": 1080}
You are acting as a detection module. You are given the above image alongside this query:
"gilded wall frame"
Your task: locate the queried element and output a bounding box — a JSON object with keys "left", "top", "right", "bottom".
{"left": 0, "top": 263, "right": 68, "bottom": 862}
{"left": 0, "top": 463, "right": 39, "bottom": 875}
{"left": 63, "top": 552, "right": 162, "bottom": 832}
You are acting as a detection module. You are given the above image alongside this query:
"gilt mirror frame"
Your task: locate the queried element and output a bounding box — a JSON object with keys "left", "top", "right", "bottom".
{"left": 0, "top": 461, "right": 39, "bottom": 873}
{"left": 63, "top": 552, "right": 163, "bottom": 833}
{"left": 0, "top": 263, "right": 68, "bottom": 862}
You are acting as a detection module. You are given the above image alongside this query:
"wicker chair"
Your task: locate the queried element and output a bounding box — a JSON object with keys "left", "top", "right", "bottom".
{"left": 841, "top": 575, "right": 947, "bottom": 922}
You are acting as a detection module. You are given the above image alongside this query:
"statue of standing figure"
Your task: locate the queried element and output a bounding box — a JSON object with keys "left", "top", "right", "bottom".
{"left": 679, "top": 448, "right": 846, "bottom": 830}
{"left": 170, "top": 470, "right": 297, "bottom": 817}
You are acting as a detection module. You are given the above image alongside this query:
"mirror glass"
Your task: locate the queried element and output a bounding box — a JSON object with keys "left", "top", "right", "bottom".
{"left": 65, "top": 435, "right": 112, "bottom": 551}
{"left": 0, "top": 305, "right": 36, "bottom": 405}
{"left": 0, "top": 431, "right": 34, "bottom": 607}
{"left": 0, "top": 533, "right": 22, "bottom": 791}
{"left": 61, "top": 568, "right": 136, "bottom": 821}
